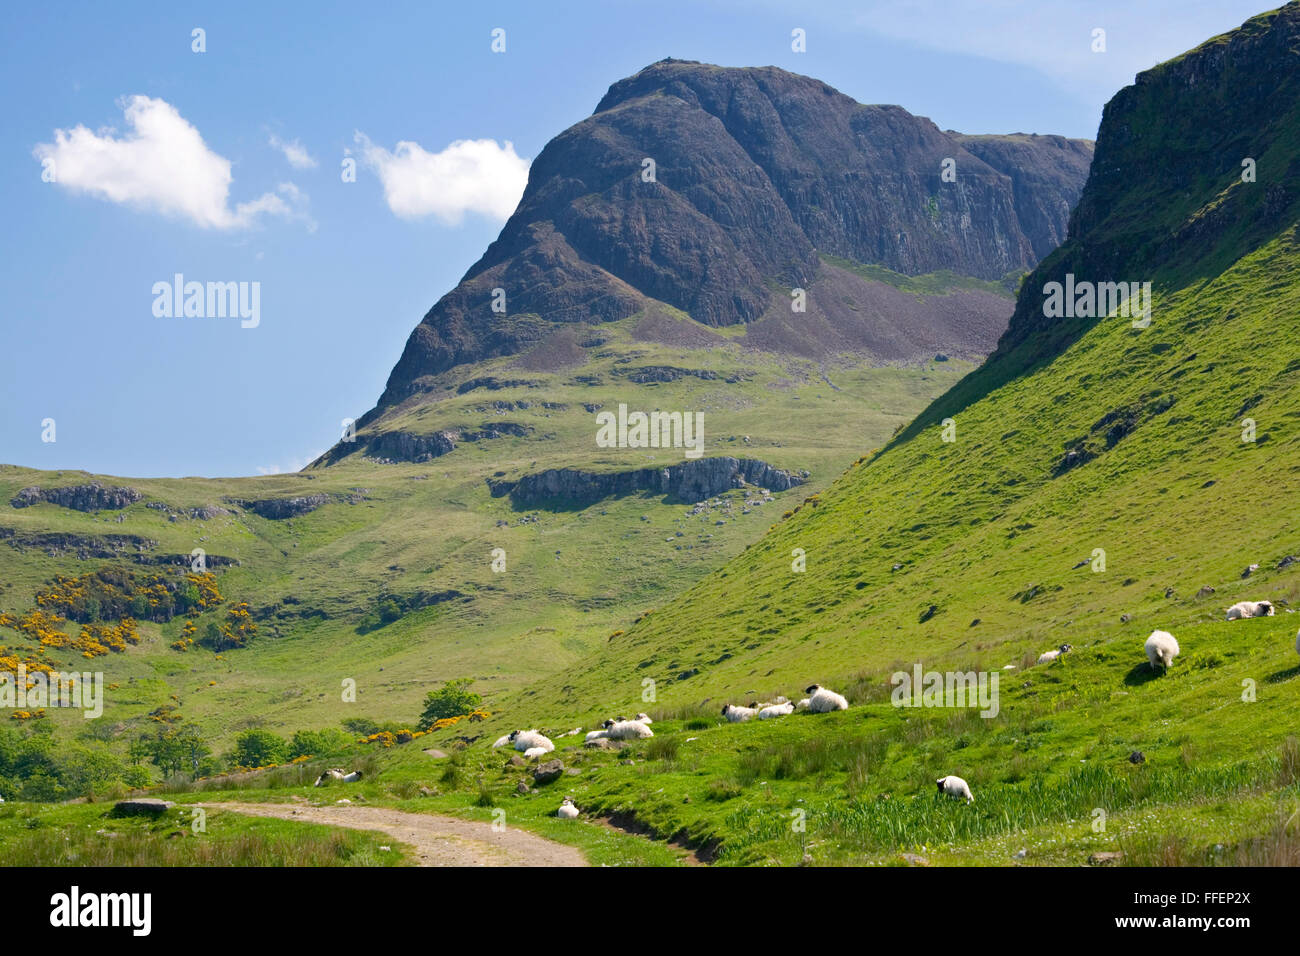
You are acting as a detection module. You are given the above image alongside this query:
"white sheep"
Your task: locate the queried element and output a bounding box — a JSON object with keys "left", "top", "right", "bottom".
{"left": 510, "top": 730, "right": 554, "bottom": 753}
{"left": 1294, "top": 627, "right": 1299, "bottom": 656}
{"left": 721, "top": 703, "right": 759, "bottom": 722}
{"left": 492, "top": 734, "right": 513, "bottom": 749}
{"left": 633, "top": 713, "right": 653, "bottom": 724}
{"left": 1036, "top": 643, "right": 1073, "bottom": 665}
{"left": 314, "top": 768, "right": 362, "bottom": 787}
{"left": 936, "top": 775, "right": 974, "bottom": 803}
{"left": 795, "top": 698, "right": 811, "bottom": 711}
{"left": 803, "top": 684, "right": 849, "bottom": 712}
{"left": 557, "top": 797, "right": 579, "bottom": 819}
{"left": 584, "top": 729, "right": 609, "bottom": 743}
{"left": 523, "top": 746, "right": 550, "bottom": 759}
{"left": 602, "top": 718, "right": 654, "bottom": 740}
{"left": 1144, "top": 630, "right": 1180, "bottom": 672}
{"left": 1225, "top": 600, "right": 1275, "bottom": 621}
{"left": 757, "top": 701, "right": 795, "bottom": 719}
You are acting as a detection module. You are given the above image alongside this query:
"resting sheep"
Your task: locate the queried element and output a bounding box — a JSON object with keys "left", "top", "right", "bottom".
{"left": 557, "top": 797, "right": 579, "bottom": 819}
{"left": 1225, "top": 600, "right": 1274, "bottom": 620}
{"left": 509, "top": 730, "right": 554, "bottom": 753}
{"left": 1144, "top": 630, "right": 1180, "bottom": 673}
{"left": 584, "top": 729, "right": 609, "bottom": 743}
{"left": 523, "top": 746, "right": 550, "bottom": 759}
{"left": 721, "top": 703, "right": 760, "bottom": 722}
{"left": 314, "top": 769, "right": 362, "bottom": 787}
{"left": 757, "top": 701, "right": 795, "bottom": 719}
{"left": 491, "top": 734, "right": 513, "bottom": 749}
{"left": 1036, "top": 643, "right": 1072, "bottom": 665}
{"left": 633, "top": 712, "right": 653, "bottom": 724}
{"left": 936, "top": 775, "right": 974, "bottom": 803}
{"left": 795, "top": 698, "right": 811, "bottom": 711}
{"left": 803, "top": 684, "right": 849, "bottom": 713}
{"left": 602, "top": 718, "right": 654, "bottom": 740}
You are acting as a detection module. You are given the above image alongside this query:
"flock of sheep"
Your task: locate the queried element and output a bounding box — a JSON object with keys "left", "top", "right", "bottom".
{"left": 488, "top": 598, "right": 1294, "bottom": 819}
{"left": 1033, "top": 599, "right": 1288, "bottom": 677}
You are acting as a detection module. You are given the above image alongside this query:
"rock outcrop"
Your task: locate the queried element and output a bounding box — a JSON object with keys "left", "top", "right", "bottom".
{"left": 10, "top": 483, "right": 143, "bottom": 512}
{"left": 490, "top": 456, "right": 805, "bottom": 507}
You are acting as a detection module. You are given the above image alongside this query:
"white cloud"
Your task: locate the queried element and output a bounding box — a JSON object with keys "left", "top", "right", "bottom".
{"left": 255, "top": 450, "right": 323, "bottom": 476}
{"left": 354, "top": 132, "right": 529, "bottom": 224}
{"left": 34, "top": 95, "right": 306, "bottom": 229}
{"left": 269, "top": 133, "right": 317, "bottom": 169}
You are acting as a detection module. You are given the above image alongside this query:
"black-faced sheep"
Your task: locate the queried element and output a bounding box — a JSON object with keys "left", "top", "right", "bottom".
{"left": 1036, "top": 643, "right": 1072, "bottom": 665}
{"left": 936, "top": 775, "right": 974, "bottom": 803}
{"left": 601, "top": 718, "right": 654, "bottom": 740}
{"left": 803, "top": 684, "right": 849, "bottom": 712}
{"left": 509, "top": 730, "right": 554, "bottom": 753}
{"left": 1225, "top": 600, "right": 1274, "bottom": 620}
{"left": 721, "top": 703, "right": 759, "bottom": 722}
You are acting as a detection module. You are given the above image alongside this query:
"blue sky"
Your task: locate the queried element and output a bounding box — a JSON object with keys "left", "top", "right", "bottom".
{"left": 0, "top": 0, "right": 1271, "bottom": 477}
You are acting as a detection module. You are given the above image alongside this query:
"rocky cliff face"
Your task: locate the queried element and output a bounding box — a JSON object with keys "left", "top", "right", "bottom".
{"left": 490, "top": 456, "right": 806, "bottom": 507}
{"left": 896, "top": 2, "right": 1300, "bottom": 440}
{"left": 375, "top": 60, "right": 1093, "bottom": 407}
{"left": 11, "top": 483, "right": 143, "bottom": 512}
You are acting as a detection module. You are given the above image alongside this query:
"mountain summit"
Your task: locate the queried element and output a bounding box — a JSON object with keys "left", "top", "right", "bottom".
{"left": 370, "top": 60, "right": 1092, "bottom": 412}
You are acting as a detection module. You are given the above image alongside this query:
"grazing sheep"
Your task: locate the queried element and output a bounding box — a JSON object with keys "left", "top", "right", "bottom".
{"left": 509, "top": 730, "right": 554, "bottom": 753}
{"left": 557, "top": 797, "right": 579, "bottom": 819}
{"left": 758, "top": 701, "right": 795, "bottom": 719}
{"left": 633, "top": 712, "right": 653, "bottom": 724}
{"left": 1225, "top": 600, "right": 1275, "bottom": 621}
{"left": 803, "top": 684, "right": 849, "bottom": 713}
{"left": 936, "top": 775, "right": 974, "bottom": 803}
{"left": 1036, "top": 643, "right": 1073, "bottom": 665}
{"left": 602, "top": 718, "right": 654, "bottom": 740}
{"left": 523, "top": 746, "right": 550, "bottom": 759}
{"left": 491, "top": 734, "right": 513, "bottom": 749}
{"left": 795, "top": 698, "right": 811, "bottom": 711}
{"left": 1144, "top": 630, "right": 1180, "bottom": 672}
{"left": 721, "top": 703, "right": 760, "bottom": 722}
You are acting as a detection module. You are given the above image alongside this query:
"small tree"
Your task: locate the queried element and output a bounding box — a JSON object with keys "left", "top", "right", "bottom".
{"left": 231, "top": 729, "right": 288, "bottom": 769}
{"left": 418, "top": 678, "right": 482, "bottom": 730}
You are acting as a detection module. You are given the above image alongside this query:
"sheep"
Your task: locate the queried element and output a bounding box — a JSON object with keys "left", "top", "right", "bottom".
{"left": 523, "top": 747, "right": 550, "bottom": 759}
{"left": 491, "top": 734, "right": 513, "bottom": 749}
{"left": 1225, "top": 600, "right": 1275, "bottom": 621}
{"left": 633, "top": 713, "right": 653, "bottom": 724}
{"left": 721, "top": 703, "right": 760, "bottom": 722}
{"left": 314, "top": 769, "right": 362, "bottom": 787}
{"left": 601, "top": 718, "right": 654, "bottom": 740}
{"left": 1295, "top": 627, "right": 1300, "bottom": 657}
{"left": 1036, "top": 643, "right": 1073, "bottom": 665}
{"left": 557, "top": 797, "right": 579, "bottom": 819}
{"left": 509, "top": 730, "right": 554, "bottom": 753}
{"left": 758, "top": 701, "right": 795, "bottom": 719}
{"left": 795, "top": 698, "right": 811, "bottom": 711}
{"left": 803, "top": 684, "right": 849, "bottom": 713}
{"left": 936, "top": 775, "right": 974, "bottom": 803}
{"left": 1144, "top": 629, "right": 1180, "bottom": 672}
{"left": 584, "top": 729, "right": 609, "bottom": 743}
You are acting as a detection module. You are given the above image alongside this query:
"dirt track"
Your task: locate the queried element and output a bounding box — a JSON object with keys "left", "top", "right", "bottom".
{"left": 200, "top": 801, "right": 587, "bottom": 867}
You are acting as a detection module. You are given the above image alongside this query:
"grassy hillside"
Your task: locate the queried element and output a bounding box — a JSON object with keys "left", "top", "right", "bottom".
{"left": 0, "top": 277, "right": 991, "bottom": 764}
